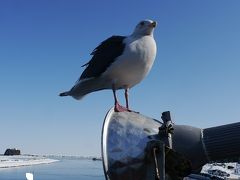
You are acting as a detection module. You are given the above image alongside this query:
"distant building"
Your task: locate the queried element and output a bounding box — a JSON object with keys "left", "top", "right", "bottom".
{"left": 4, "top": 148, "right": 21, "bottom": 156}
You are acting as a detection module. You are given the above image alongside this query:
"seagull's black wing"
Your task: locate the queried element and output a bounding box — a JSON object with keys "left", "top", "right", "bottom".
{"left": 79, "top": 36, "right": 126, "bottom": 80}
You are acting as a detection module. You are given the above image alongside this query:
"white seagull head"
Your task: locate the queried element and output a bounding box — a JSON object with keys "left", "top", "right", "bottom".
{"left": 132, "top": 19, "right": 157, "bottom": 36}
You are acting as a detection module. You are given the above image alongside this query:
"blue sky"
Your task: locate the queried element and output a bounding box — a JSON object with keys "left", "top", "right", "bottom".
{"left": 0, "top": 0, "right": 240, "bottom": 156}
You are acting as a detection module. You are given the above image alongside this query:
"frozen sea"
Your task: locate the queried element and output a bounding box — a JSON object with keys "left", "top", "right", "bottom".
{"left": 1, "top": 155, "right": 240, "bottom": 180}
{"left": 0, "top": 156, "right": 104, "bottom": 180}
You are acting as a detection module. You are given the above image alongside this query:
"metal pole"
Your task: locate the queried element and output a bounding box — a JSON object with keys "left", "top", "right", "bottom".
{"left": 159, "top": 142, "right": 165, "bottom": 180}
{"left": 153, "top": 147, "right": 160, "bottom": 179}
{"left": 152, "top": 142, "right": 165, "bottom": 180}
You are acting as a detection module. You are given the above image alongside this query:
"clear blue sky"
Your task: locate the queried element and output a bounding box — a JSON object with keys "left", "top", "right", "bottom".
{"left": 1, "top": 0, "right": 240, "bottom": 156}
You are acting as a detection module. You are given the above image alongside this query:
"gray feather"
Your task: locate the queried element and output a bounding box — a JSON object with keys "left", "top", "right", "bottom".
{"left": 66, "top": 78, "right": 110, "bottom": 100}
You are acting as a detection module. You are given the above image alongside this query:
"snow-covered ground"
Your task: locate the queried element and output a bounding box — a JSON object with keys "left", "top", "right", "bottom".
{"left": 201, "top": 162, "right": 240, "bottom": 179}
{"left": 0, "top": 155, "right": 58, "bottom": 168}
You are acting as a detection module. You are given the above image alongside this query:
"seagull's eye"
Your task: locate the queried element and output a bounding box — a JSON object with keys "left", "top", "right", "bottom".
{"left": 140, "top": 21, "right": 145, "bottom": 26}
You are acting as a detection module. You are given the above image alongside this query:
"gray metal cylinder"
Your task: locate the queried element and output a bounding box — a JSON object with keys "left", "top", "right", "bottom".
{"left": 203, "top": 122, "right": 240, "bottom": 162}
{"left": 171, "top": 125, "right": 208, "bottom": 170}
{"left": 171, "top": 122, "right": 240, "bottom": 171}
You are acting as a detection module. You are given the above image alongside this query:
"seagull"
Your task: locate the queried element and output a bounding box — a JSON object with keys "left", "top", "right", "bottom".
{"left": 59, "top": 19, "right": 157, "bottom": 112}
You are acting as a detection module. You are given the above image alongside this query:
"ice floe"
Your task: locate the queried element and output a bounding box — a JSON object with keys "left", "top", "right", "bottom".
{"left": 0, "top": 155, "right": 58, "bottom": 168}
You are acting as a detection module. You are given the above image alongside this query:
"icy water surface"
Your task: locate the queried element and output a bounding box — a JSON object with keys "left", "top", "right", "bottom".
{"left": 0, "top": 157, "right": 104, "bottom": 180}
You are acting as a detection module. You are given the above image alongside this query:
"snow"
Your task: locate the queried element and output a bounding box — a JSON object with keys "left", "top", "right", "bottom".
{"left": 26, "top": 173, "right": 33, "bottom": 180}
{"left": 201, "top": 162, "right": 240, "bottom": 179}
{"left": 0, "top": 155, "right": 58, "bottom": 168}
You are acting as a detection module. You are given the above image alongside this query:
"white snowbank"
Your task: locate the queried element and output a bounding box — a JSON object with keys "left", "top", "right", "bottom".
{"left": 0, "top": 155, "right": 58, "bottom": 168}
{"left": 201, "top": 162, "right": 240, "bottom": 179}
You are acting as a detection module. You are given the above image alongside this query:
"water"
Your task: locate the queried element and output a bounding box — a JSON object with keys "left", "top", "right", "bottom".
{"left": 0, "top": 158, "right": 104, "bottom": 180}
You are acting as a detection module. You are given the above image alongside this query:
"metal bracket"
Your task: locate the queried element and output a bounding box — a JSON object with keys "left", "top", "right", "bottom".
{"left": 145, "top": 111, "right": 174, "bottom": 180}
{"left": 159, "top": 111, "right": 174, "bottom": 149}
{"left": 146, "top": 140, "right": 165, "bottom": 180}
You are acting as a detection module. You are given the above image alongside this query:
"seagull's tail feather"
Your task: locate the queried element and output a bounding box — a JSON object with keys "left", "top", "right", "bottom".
{"left": 66, "top": 78, "right": 109, "bottom": 100}
{"left": 59, "top": 92, "right": 69, "bottom": 96}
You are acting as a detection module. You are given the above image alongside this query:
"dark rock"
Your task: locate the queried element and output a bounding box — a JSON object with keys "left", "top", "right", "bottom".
{"left": 92, "top": 157, "right": 102, "bottom": 161}
{"left": 4, "top": 148, "right": 21, "bottom": 156}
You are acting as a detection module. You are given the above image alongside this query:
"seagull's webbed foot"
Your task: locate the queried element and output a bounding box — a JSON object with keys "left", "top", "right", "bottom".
{"left": 114, "top": 102, "right": 130, "bottom": 112}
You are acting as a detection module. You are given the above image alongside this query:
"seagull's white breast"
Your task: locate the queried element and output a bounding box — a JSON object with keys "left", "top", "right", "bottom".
{"left": 102, "top": 35, "right": 157, "bottom": 89}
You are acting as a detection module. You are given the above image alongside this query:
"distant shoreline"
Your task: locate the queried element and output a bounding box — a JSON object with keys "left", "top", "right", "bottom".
{"left": 0, "top": 155, "right": 58, "bottom": 168}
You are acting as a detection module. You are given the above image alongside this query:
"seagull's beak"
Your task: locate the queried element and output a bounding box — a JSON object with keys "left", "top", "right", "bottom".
{"left": 150, "top": 21, "right": 157, "bottom": 28}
